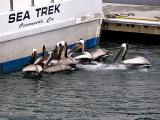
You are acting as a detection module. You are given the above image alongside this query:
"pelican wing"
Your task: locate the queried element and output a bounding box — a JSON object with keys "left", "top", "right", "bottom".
{"left": 59, "top": 58, "right": 76, "bottom": 66}
{"left": 91, "top": 49, "right": 110, "bottom": 60}
{"left": 34, "top": 57, "right": 42, "bottom": 64}
{"left": 23, "top": 64, "right": 43, "bottom": 73}
{"left": 43, "top": 64, "right": 71, "bottom": 73}
{"left": 122, "top": 56, "right": 150, "bottom": 65}
{"left": 74, "top": 52, "right": 92, "bottom": 60}
{"left": 34, "top": 54, "right": 50, "bottom": 65}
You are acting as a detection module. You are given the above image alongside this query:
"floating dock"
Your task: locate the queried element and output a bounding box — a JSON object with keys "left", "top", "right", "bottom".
{"left": 102, "top": 3, "right": 160, "bottom": 35}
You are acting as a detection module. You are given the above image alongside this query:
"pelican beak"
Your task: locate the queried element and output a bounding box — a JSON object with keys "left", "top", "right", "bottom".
{"left": 77, "top": 43, "right": 83, "bottom": 50}
{"left": 68, "top": 44, "right": 79, "bottom": 54}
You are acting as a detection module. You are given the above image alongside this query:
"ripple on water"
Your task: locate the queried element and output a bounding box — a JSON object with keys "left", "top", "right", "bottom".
{"left": 77, "top": 63, "right": 127, "bottom": 71}
{"left": 0, "top": 43, "right": 160, "bottom": 120}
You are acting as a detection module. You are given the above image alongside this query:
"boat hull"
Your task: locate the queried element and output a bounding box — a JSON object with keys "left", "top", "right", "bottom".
{"left": 0, "top": 20, "right": 100, "bottom": 73}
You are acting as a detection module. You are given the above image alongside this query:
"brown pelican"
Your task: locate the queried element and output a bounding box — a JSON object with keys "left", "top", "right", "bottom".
{"left": 23, "top": 45, "right": 51, "bottom": 74}
{"left": 43, "top": 64, "right": 72, "bottom": 73}
{"left": 22, "top": 49, "right": 43, "bottom": 74}
{"left": 34, "top": 45, "right": 49, "bottom": 66}
{"left": 58, "top": 41, "right": 76, "bottom": 67}
{"left": 91, "top": 48, "right": 111, "bottom": 61}
{"left": 46, "top": 41, "right": 76, "bottom": 66}
{"left": 68, "top": 38, "right": 85, "bottom": 54}
{"left": 114, "top": 43, "right": 150, "bottom": 67}
{"left": 43, "top": 41, "right": 76, "bottom": 73}
{"left": 69, "top": 39, "right": 111, "bottom": 63}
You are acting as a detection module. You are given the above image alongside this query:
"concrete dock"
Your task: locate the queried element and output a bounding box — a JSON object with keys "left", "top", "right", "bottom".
{"left": 102, "top": 3, "right": 160, "bottom": 35}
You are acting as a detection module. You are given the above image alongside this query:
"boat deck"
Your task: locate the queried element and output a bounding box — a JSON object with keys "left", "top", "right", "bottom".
{"left": 102, "top": 3, "right": 160, "bottom": 35}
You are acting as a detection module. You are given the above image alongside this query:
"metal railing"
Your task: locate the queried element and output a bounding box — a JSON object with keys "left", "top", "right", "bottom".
{"left": 10, "top": 0, "right": 14, "bottom": 11}
{"left": 9, "top": 0, "right": 55, "bottom": 11}
{"left": 31, "top": 0, "right": 35, "bottom": 6}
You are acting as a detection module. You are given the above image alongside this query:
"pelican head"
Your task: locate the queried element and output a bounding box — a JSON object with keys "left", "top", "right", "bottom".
{"left": 30, "top": 49, "right": 37, "bottom": 64}
{"left": 32, "top": 49, "right": 37, "bottom": 55}
{"left": 68, "top": 38, "right": 85, "bottom": 54}
{"left": 56, "top": 41, "right": 68, "bottom": 58}
{"left": 32, "top": 49, "right": 37, "bottom": 58}
{"left": 114, "top": 43, "right": 128, "bottom": 62}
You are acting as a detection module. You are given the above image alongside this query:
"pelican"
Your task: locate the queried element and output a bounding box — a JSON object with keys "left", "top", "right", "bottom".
{"left": 46, "top": 41, "right": 76, "bottom": 67}
{"left": 69, "top": 39, "right": 111, "bottom": 63}
{"left": 22, "top": 49, "right": 43, "bottom": 74}
{"left": 91, "top": 48, "right": 111, "bottom": 61}
{"left": 68, "top": 38, "right": 85, "bottom": 54}
{"left": 43, "top": 41, "right": 76, "bottom": 73}
{"left": 43, "top": 64, "right": 72, "bottom": 73}
{"left": 34, "top": 45, "right": 50, "bottom": 66}
{"left": 114, "top": 43, "right": 150, "bottom": 67}
{"left": 58, "top": 41, "right": 76, "bottom": 67}
{"left": 68, "top": 39, "right": 93, "bottom": 64}
{"left": 23, "top": 45, "right": 52, "bottom": 74}
{"left": 56, "top": 41, "right": 68, "bottom": 59}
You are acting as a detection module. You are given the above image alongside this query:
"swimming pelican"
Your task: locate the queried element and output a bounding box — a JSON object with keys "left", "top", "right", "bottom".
{"left": 68, "top": 38, "right": 85, "bottom": 54}
{"left": 114, "top": 43, "right": 150, "bottom": 67}
{"left": 45, "top": 41, "right": 68, "bottom": 65}
{"left": 43, "top": 41, "right": 76, "bottom": 73}
{"left": 69, "top": 39, "right": 111, "bottom": 63}
{"left": 43, "top": 64, "right": 72, "bottom": 73}
{"left": 22, "top": 49, "right": 43, "bottom": 74}
{"left": 91, "top": 48, "right": 111, "bottom": 61}
{"left": 34, "top": 45, "right": 49, "bottom": 66}
{"left": 59, "top": 41, "right": 76, "bottom": 67}
{"left": 23, "top": 45, "right": 52, "bottom": 74}
{"left": 51, "top": 41, "right": 76, "bottom": 67}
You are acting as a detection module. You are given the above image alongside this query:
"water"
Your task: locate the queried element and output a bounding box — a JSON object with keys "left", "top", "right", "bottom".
{"left": 0, "top": 42, "right": 160, "bottom": 120}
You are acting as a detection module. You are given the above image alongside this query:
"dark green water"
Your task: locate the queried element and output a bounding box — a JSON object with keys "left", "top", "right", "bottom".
{"left": 0, "top": 42, "right": 160, "bottom": 120}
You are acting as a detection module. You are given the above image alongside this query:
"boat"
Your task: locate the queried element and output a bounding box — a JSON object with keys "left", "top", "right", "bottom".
{"left": 0, "top": 0, "right": 103, "bottom": 73}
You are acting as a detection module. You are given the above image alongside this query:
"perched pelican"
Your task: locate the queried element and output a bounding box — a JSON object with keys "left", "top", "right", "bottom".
{"left": 114, "top": 43, "right": 150, "bottom": 67}
{"left": 22, "top": 49, "right": 43, "bottom": 74}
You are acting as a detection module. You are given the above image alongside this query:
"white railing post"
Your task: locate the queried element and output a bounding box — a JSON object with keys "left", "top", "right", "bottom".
{"left": 10, "top": 0, "right": 14, "bottom": 11}
{"left": 31, "top": 0, "right": 35, "bottom": 6}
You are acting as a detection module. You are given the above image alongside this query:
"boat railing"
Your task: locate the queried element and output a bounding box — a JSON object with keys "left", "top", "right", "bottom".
{"left": 10, "top": 0, "right": 14, "bottom": 11}
{"left": 0, "top": 0, "right": 65, "bottom": 13}
{"left": 31, "top": 0, "right": 35, "bottom": 7}
{"left": 9, "top": 0, "right": 57, "bottom": 11}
